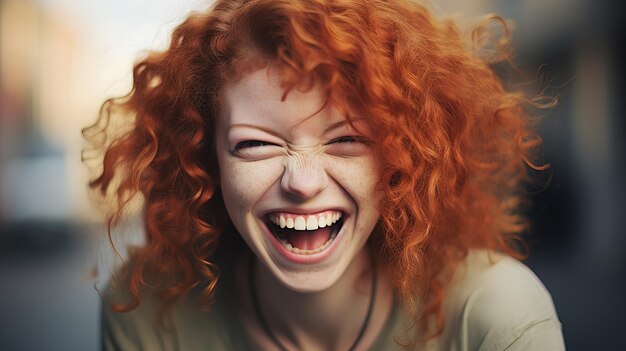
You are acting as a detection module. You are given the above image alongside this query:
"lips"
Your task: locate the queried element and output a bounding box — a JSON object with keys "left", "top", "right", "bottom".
{"left": 265, "top": 210, "right": 344, "bottom": 255}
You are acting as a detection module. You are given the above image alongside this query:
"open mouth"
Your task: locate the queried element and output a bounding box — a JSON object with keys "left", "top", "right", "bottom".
{"left": 265, "top": 211, "right": 344, "bottom": 255}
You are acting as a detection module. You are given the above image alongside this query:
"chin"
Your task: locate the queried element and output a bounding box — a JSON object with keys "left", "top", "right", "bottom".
{"left": 272, "top": 267, "right": 348, "bottom": 292}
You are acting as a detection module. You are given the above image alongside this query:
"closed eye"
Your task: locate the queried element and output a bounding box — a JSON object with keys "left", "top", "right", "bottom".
{"left": 329, "top": 136, "right": 371, "bottom": 145}
{"left": 234, "top": 140, "right": 273, "bottom": 150}
{"left": 231, "top": 140, "right": 283, "bottom": 160}
{"left": 326, "top": 135, "right": 372, "bottom": 156}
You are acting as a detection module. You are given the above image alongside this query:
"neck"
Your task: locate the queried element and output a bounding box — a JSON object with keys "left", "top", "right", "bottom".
{"left": 240, "top": 247, "right": 392, "bottom": 351}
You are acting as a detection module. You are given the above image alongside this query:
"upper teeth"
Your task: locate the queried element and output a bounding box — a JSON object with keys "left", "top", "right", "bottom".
{"left": 269, "top": 212, "right": 342, "bottom": 231}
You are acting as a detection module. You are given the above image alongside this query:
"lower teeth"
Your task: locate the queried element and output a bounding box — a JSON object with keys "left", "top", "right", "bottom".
{"left": 278, "top": 232, "right": 338, "bottom": 255}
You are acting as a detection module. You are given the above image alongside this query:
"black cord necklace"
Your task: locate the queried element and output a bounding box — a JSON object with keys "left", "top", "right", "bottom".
{"left": 248, "top": 256, "right": 377, "bottom": 351}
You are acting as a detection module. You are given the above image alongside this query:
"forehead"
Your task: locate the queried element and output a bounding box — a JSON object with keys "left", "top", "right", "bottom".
{"left": 218, "top": 67, "right": 342, "bottom": 130}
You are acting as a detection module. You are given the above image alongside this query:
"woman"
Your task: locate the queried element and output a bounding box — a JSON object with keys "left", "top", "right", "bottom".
{"left": 88, "top": 0, "right": 565, "bottom": 350}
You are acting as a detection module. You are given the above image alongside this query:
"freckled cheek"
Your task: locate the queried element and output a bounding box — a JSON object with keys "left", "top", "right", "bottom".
{"left": 327, "top": 157, "right": 382, "bottom": 203}
{"left": 219, "top": 159, "right": 284, "bottom": 212}
{"left": 327, "top": 158, "right": 381, "bottom": 240}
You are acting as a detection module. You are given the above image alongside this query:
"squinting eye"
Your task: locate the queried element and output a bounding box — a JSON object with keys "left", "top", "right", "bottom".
{"left": 234, "top": 140, "right": 271, "bottom": 150}
{"left": 330, "top": 136, "right": 371, "bottom": 145}
{"left": 332, "top": 136, "right": 358, "bottom": 143}
{"left": 232, "top": 140, "right": 283, "bottom": 160}
{"left": 326, "top": 135, "right": 372, "bottom": 156}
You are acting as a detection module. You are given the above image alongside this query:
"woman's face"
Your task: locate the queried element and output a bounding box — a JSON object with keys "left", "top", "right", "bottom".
{"left": 215, "top": 67, "right": 381, "bottom": 292}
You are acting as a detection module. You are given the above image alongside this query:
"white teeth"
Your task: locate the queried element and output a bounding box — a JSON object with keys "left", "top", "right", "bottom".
{"left": 268, "top": 211, "right": 344, "bottom": 255}
{"left": 269, "top": 212, "right": 343, "bottom": 231}
{"left": 294, "top": 217, "right": 306, "bottom": 230}
{"left": 306, "top": 216, "right": 318, "bottom": 230}
{"left": 318, "top": 215, "right": 327, "bottom": 228}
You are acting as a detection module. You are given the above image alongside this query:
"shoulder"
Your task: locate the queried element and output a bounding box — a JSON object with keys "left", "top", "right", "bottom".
{"left": 100, "top": 282, "right": 170, "bottom": 351}
{"left": 100, "top": 281, "right": 237, "bottom": 351}
{"left": 436, "top": 250, "right": 565, "bottom": 351}
{"left": 100, "top": 244, "right": 251, "bottom": 351}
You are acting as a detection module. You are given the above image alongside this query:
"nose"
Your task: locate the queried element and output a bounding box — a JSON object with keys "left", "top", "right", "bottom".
{"left": 280, "top": 153, "right": 328, "bottom": 200}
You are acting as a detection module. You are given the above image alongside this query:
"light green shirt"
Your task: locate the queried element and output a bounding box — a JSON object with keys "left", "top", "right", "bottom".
{"left": 101, "top": 251, "right": 565, "bottom": 350}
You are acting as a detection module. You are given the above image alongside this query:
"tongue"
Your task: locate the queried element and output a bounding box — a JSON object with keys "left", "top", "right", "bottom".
{"left": 286, "top": 227, "right": 332, "bottom": 250}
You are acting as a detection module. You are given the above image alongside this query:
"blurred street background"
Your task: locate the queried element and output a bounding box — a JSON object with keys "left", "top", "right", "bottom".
{"left": 0, "top": 0, "right": 624, "bottom": 350}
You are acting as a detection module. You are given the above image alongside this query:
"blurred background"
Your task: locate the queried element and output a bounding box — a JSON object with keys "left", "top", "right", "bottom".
{"left": 0, "top": 0, "right": 623, "bottom": 350}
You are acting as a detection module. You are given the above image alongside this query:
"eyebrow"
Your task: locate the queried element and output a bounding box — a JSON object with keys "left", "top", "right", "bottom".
{"left": 323, "top": 118, "right": 368, "bottom": 134}
{"left": 226, "top": 124, "right": 283, "bottom": 138}
{"left": 227, "top": 117, "right": 369, "bottom": 137}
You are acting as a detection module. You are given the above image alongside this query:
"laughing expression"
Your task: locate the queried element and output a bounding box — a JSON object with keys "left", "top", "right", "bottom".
{"left": 215, "top": 67, "right": 381, "bottom": 292}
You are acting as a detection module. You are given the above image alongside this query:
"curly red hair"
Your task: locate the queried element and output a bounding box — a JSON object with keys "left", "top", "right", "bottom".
{"left": 86, "top": 0, "right": 546, "bottom": 346}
